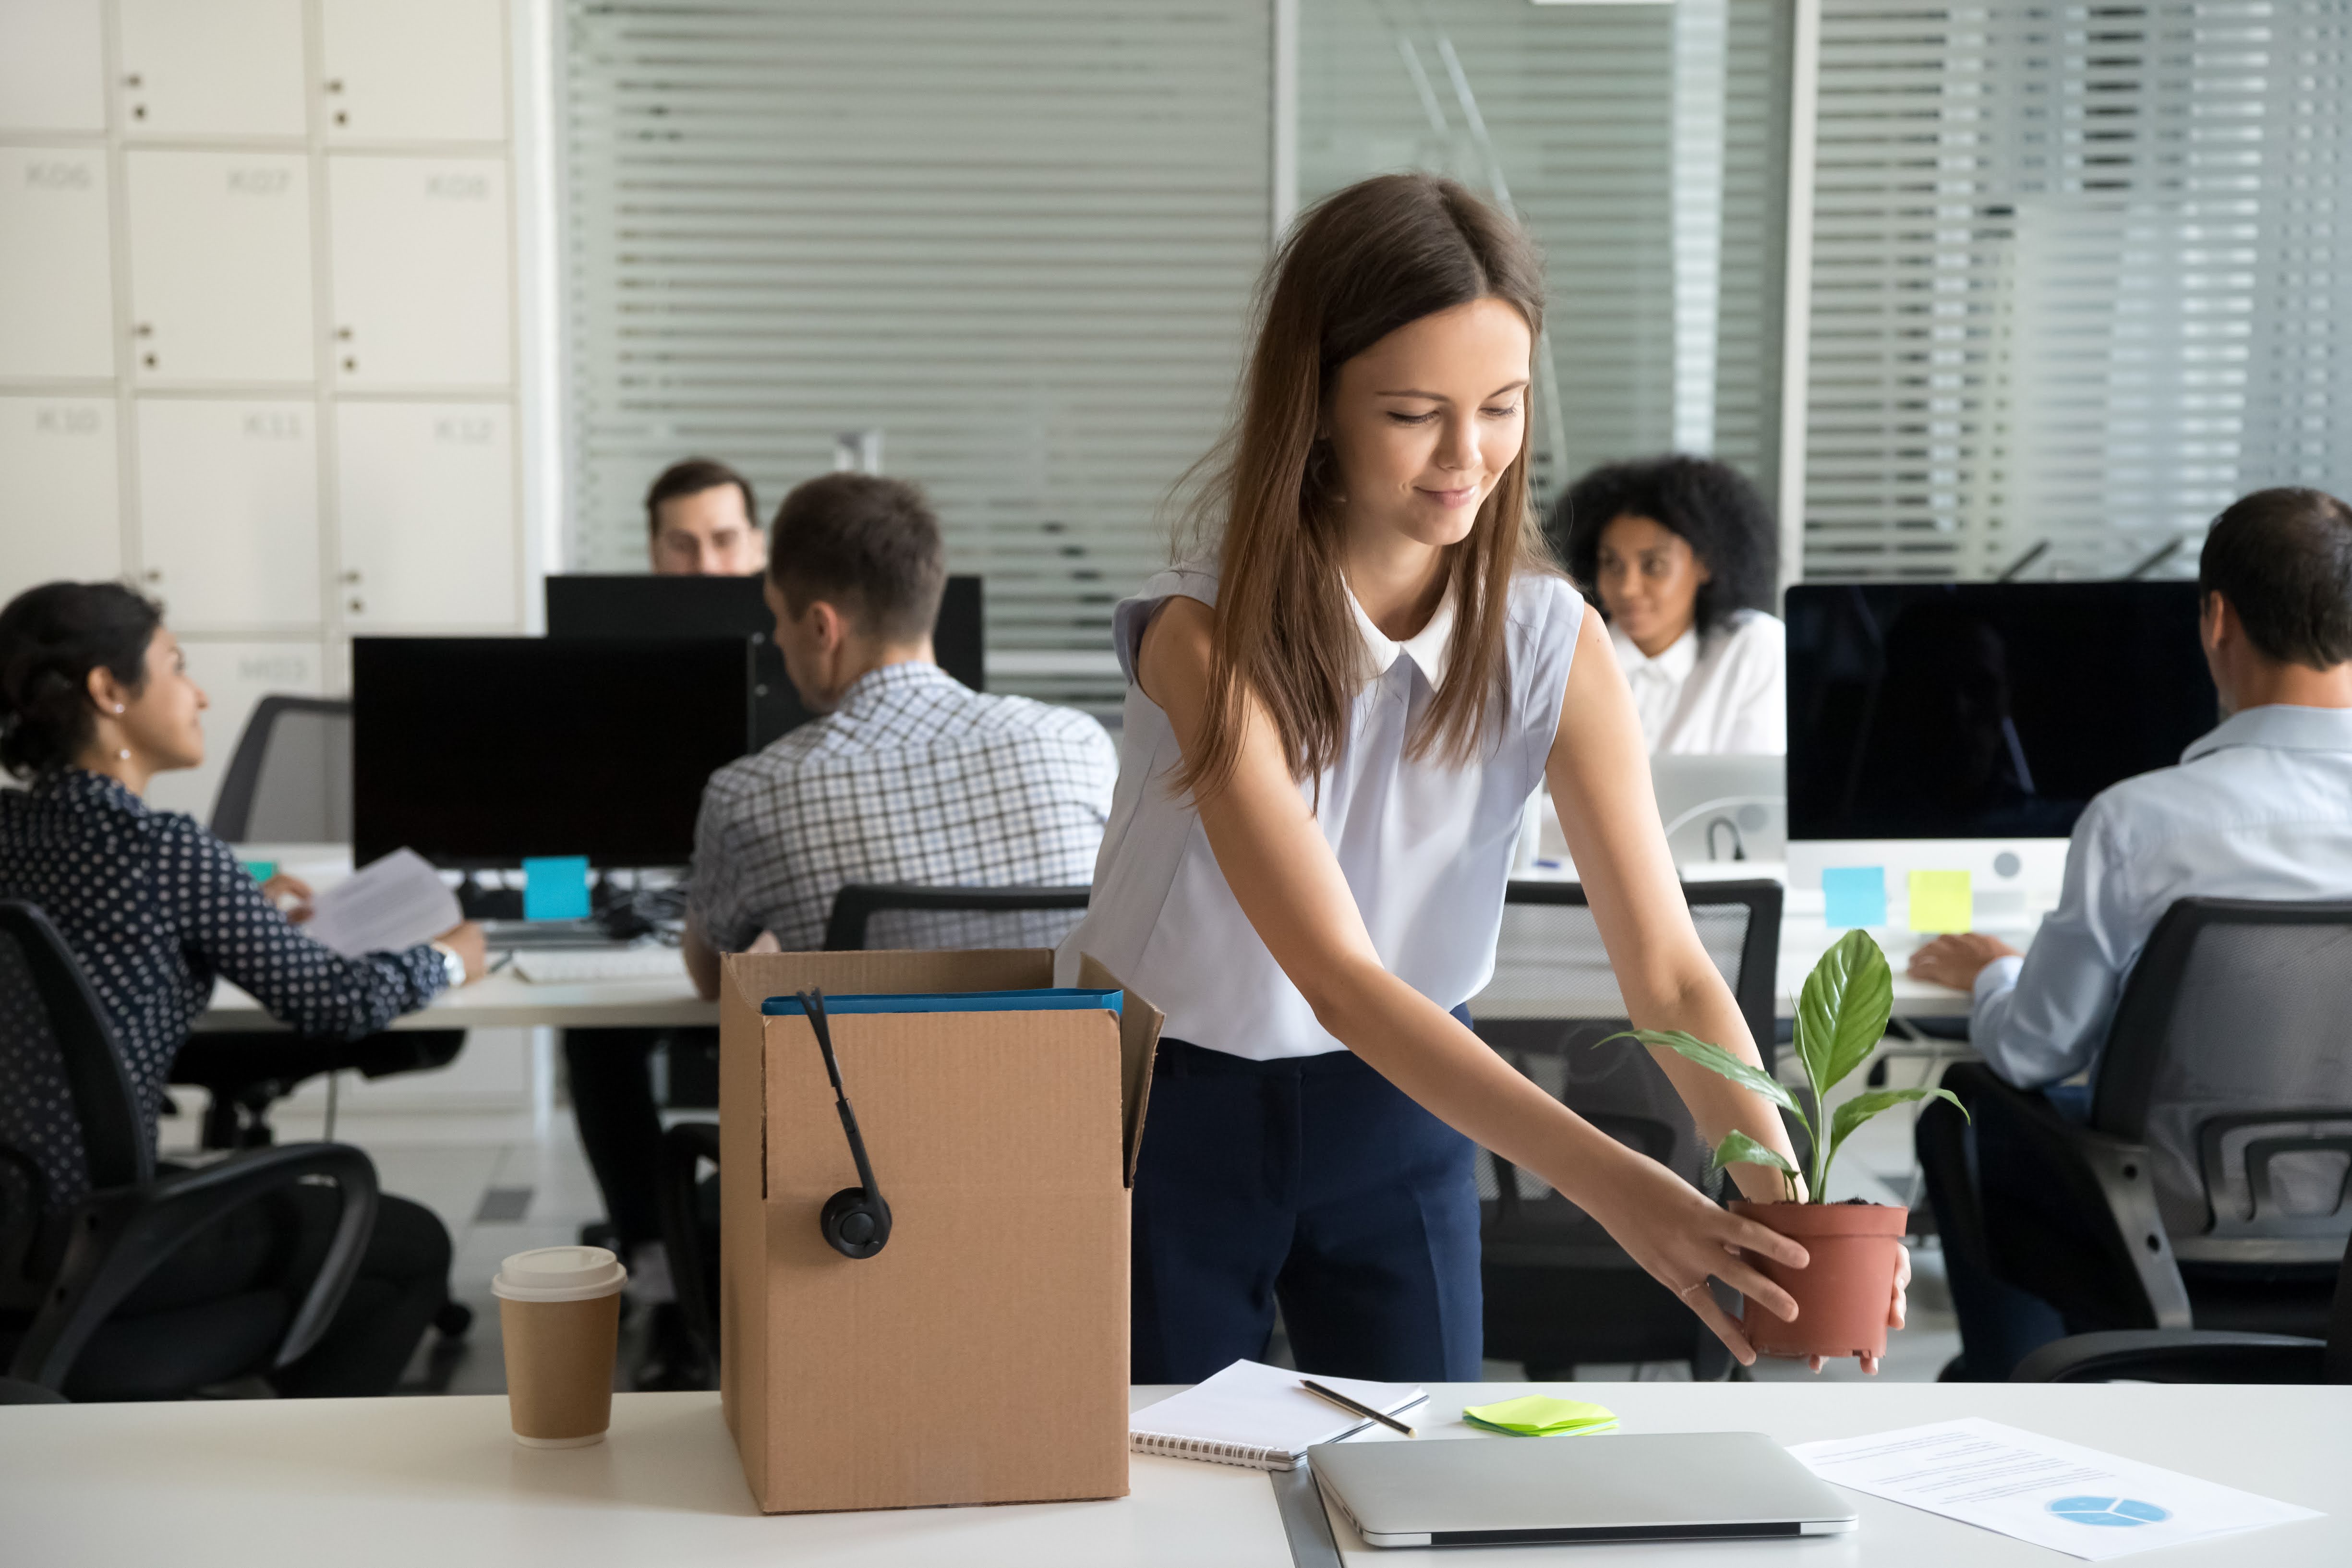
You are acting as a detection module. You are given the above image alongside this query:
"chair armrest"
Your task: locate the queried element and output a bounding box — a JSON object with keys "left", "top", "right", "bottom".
{"left": 1966, "top": 1070, "right": 2194, "bottom": 1329}
{"left": 8, "top": 1143, "right": 378, "bottom": 1392}
{"left": 2013, "top": 1329, "right": 2328, "bottom": 1384}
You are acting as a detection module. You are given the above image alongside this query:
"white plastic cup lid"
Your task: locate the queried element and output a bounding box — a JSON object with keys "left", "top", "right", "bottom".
{"left": 492, "top": 1244, "right": 627, "bottom": 1303}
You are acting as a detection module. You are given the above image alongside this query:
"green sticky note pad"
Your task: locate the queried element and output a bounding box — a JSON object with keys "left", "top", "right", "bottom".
{"left": 1907, "top": 869, "right": 1973, "bottom": 932}
{"left": 241, "top": 860, "right": 277, "bottom": 883}
{"left": 1459, "top": 1395, "right": 1619, "bottom": 1436}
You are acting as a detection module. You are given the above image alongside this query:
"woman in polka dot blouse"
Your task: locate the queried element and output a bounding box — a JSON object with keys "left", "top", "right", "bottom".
{"left": 0, "top": 580, "right": 486, "bottom": 1397}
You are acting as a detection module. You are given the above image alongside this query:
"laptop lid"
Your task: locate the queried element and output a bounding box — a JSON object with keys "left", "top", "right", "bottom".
{"left": 1309, "top": 1431, "right": 1857, "bottom": 1548}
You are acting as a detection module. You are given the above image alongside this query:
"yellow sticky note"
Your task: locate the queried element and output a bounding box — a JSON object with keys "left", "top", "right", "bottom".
{"left": 1908, "top": 870, "right": 1973, "bottom": 933}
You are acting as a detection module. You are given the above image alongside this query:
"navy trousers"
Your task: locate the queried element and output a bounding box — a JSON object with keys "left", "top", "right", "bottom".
{"left": 1130, "top": 1017, "right": 1484, "bottom": 1386}
{"left": 1928, "top": 1083, "right": 2089, "bottom": 1380}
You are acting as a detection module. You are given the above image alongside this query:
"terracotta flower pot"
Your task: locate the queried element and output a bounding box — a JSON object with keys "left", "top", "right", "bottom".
{"left": 1728, "top": 1200, "right": 1907, "bottom": 1361}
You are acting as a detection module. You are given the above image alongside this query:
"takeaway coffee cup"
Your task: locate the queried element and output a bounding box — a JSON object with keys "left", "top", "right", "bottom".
{"left": 493, "top": 1245, "right": 627, "bottom": 1447}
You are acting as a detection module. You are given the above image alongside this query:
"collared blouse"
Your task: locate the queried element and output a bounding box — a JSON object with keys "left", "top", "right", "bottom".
{"left": 1608, "top": 609, "right": 1785, "bottom": 756}
{"left": 1057, "top": 562, "right": 1583, "bottom": 1060}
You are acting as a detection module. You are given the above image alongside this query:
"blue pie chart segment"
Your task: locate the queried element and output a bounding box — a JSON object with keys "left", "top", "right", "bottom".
{"left": 2048, "top": 1496, "right": 2171, "bottom": 1528}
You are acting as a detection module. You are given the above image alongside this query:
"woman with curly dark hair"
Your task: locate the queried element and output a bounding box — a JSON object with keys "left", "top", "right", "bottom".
{"left": 1550, "top": 455, "right": 1784, "bottom": 754}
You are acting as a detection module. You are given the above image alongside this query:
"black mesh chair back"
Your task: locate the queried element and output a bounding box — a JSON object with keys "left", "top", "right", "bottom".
{"left": 2091, "top": 897, "right": 2352, "bottom": 1265}
{"left": 821, "top": 883, "right": 1091, "bottom": 953}
{"left": 209, "top": 696, "right": 352, "bottom": 844}
{"left": 1473, "top": 880, "right": 1782, "bottom": 1376}
{"left": 0, "top": 903, "right": 382, "bottom": 1396}
{"left": 0, "top": 902, "right": 151, "bottom": 1248}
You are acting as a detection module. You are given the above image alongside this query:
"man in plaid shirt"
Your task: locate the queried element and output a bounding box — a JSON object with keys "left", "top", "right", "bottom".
{"left": 681, "top": 472, "right": 1117, "bottom": 979}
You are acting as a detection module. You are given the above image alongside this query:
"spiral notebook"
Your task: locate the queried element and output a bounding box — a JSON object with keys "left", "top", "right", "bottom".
{"left": 1129, "top": 1359, "right": 1428, "bottom": 1472}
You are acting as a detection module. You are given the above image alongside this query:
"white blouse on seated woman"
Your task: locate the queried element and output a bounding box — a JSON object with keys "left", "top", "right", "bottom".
{"left": 1609, "top": 608, "right": 1785, "bottom": 755}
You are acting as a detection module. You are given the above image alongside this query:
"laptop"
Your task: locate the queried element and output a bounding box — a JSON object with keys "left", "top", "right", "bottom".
{"left": 1309, "top": 1431, "right": 1857, "bottom": 1548}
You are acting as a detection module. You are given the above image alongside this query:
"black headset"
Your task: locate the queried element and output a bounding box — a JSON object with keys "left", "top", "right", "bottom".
{"left": 798, "top": 988, "right": 893, "bottom": 1260}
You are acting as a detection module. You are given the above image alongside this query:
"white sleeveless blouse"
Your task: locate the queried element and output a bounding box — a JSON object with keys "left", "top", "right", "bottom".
{"left": 1056, "top": 562, "right": 1585, "bottom": 1059}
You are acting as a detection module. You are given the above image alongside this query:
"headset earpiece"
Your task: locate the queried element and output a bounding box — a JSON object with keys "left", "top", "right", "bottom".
{"left": 820, "top": 1186, "right": 893, "bottom": 1259}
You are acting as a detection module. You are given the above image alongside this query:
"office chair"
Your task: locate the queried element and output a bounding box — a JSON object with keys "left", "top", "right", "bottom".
{"left": 656, "top": 1122, "right": 722, "bottom": 1380}
{"left": 181, "top": 692, "right": 465, "bottom": 1150}
{"left": 2013, "top": 1230, "right": 2352, "bottom": 1384}
{"left": 0, "top": 901, "right": 379, "bottom": 1399}
{"left": 1473, "top": 880, "right": 1785, "bottom": 1381}
{"left": 1917, "top": 897, "right": 2352, "bottom": 1355}
{"left": 820, "top": 883, "right": 1091, "bottom": 952}
{"left": 208, "top": 695, "right": 353, "bottom": 844}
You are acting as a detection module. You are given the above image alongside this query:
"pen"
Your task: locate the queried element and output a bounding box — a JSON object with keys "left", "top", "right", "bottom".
{"left": 1301, "top": 1378, "right": 1415, "bottom": 1437}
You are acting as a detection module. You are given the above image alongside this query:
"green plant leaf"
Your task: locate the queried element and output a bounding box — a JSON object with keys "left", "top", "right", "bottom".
{"left": 1707, "top": 1129, "right": 1801, "bottom": 1202}
{"left": 1599, "top": 1028, "right": 1798, "bottom": 1116}
{"left": 1818, "top": 1086, "right": 1968, "bottom": 1198}
{"left": 1793, "top": 929, "right": 1895, "bottom": 1103}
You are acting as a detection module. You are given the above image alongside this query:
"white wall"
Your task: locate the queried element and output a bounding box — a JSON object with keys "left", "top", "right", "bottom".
{"left": 0, "top": 0, "right": 544, "bottom": 823}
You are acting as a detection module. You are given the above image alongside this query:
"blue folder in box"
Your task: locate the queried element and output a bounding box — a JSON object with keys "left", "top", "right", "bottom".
{"left": 761, "top": 987, "right": 1123, "bottom": 1018}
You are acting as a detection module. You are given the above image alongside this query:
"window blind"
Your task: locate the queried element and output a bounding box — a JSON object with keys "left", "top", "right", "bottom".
{"left": 1297, "top": 0, "right": 1792, "bottom": 512}
{"left": 558, "top": 0, "right": 1273, "bottom": 712}
{"left": 1805, "top": 0, "right": 2352, "bottom": 580}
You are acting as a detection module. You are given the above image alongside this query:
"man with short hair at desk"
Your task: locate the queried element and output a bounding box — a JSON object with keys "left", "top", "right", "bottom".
{"left": 1908, "top": 486, "right": 2352, "bottom": 1379}
{"left": 681, "top": 471, "right": 1117, "bottom": 985}
{"left": 646, "top": 456, "right": 767, "bottom": 577}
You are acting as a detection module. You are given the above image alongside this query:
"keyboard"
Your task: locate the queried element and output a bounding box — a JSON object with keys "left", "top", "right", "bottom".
{"left": 509, "top": 946, "right": 687, "bottom": 985}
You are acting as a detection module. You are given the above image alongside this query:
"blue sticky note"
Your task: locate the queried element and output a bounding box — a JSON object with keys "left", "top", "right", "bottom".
{"left": 1822, "top": 866, "right": 1887, "bottom": 929}
{"left": 522, "top": 856, "right": 591, "bottom": 921}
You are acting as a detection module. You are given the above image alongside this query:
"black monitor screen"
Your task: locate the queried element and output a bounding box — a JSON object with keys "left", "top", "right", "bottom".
{"left": 543, "top": 573, "right": 985, "bottom": 748}
{"left": 1786, "top": 581, "right": 2219, "bottom": 841}
{"left": 353, "top": 638, "right": 749, "bottom": 868}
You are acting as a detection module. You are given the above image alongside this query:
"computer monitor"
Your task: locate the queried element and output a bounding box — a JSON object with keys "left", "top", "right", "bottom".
{"left": 1784, "top": 580, "right": 2218, "bottom": 904}
{"left": 543, "top": 574, "right": 986, "bottom": 748}
{"left": 353, "top": 637, "right": 750, "bottom": 869}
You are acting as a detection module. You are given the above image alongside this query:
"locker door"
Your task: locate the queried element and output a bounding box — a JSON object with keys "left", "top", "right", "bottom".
{"left": 142, "top": 640, "right": 327, "bottom": 827}
{"left": 328, "top": 157, "right": 510, "bottom": 388}
{"left": 0, "top": 398, "right": 121, "bottom": 602}
{"left": 126, "top": 151, "right": 315, "bottom": 385}
{"left": 135, "top": 399, "right": 321, "bottom": 630}
{"left": 336, "top": 401, "right": 517, "bottom": 628}
{"left": 0, "top": 146, "right": 115, "bottom": 379}
{"left": 117, "top": 0, "right": 306, "bottom": 138}
{"left": 0, "top": 0, "right": 107, "bottom": 133}
{"left": 321, "top": 0, "right": 507, "bottom": 143}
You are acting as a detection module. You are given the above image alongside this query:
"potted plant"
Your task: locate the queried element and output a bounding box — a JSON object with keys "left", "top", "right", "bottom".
{"left": 1611, "top": 928, "right": 1963, "bottom": 1361}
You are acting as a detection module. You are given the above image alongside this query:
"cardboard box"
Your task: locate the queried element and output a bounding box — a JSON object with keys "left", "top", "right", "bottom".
{"left": 717, "top": 948, "right": 1160, "bottom": 1514}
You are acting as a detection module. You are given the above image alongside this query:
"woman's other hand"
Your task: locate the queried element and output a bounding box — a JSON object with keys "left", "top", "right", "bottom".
{"left": 1583, "top": 1152, "right": 1810, "bottom": 1366}
{"left": 434, "top": 920, "right": 488, "bottom": 984}
{"left": 261, "top": 872, "right": 314, "bottom": 923}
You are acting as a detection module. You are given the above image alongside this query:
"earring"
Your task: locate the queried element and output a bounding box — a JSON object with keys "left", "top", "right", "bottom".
{"left": 113, "top": 704, "right": 125, "bottom": 714}
{"left": 117, "top": 748, "right": 131, "bottom": 760}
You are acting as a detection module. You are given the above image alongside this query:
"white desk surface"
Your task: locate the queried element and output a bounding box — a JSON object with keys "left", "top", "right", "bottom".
{"left": 2, "top": 1381, "right": 2342, "bottom": 1567}
{"left": 199, "top": 850, "right": 1978, "bottom": 1030}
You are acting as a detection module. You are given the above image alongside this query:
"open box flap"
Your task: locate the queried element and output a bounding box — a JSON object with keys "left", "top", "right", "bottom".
{"left": 722, "top": 948, "right": 1161, "bottom": 1188}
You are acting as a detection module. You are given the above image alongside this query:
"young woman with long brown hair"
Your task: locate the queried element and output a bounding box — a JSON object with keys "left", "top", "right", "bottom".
{"left": 1061, "top": 174, "right": 1884, "bottom": 1384}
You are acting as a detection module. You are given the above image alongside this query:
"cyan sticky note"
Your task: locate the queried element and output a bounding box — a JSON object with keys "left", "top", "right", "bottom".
{"left": 1907, "top": 869, "right": 1973, "bottom": 933}
{"left": 1821, "top": 866, "right": 1887, "bottom": 929}
{"left": 522, "top": 856, "right": 591, "bottom": 921}
{"left": 241, "top": 859, "right": 277, "bottom": 884}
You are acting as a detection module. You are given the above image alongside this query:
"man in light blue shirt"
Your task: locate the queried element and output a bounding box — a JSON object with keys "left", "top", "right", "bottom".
{"left": 1908, "top": 485, "right": 2352, "bottom": 1377}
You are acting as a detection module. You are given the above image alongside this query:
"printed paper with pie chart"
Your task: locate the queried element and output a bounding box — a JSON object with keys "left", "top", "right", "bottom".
{"left": 1789, "top": 1417, "right": 2322, "bottom": 1560}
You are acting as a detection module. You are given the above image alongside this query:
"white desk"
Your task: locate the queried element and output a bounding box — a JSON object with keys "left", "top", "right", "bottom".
{"left": 2, "top": 1382, "right": 2342, "bottom": 1566}
{"left": 197, "top": 847, "right": 1979, "bottom": 1031}
{"left": 193, "top": 969, "right": 717, "bottom": 1033}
